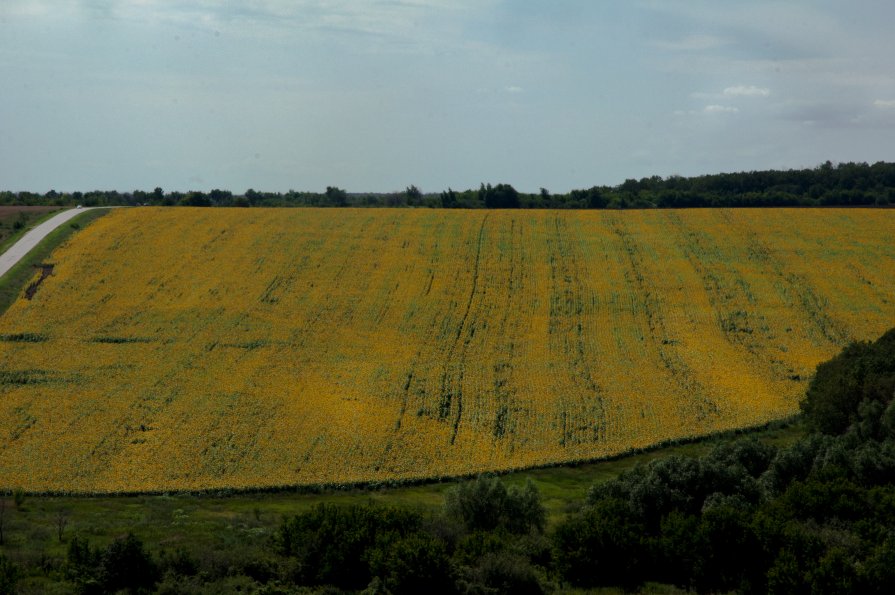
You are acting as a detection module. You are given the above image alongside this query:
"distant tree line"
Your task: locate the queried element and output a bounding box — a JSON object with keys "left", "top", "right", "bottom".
{"left": 4, "top": 161, "right": 895, "bottom": 209}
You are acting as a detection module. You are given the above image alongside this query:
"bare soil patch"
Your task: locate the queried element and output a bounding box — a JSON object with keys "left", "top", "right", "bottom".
{"left": 23, "top": 264, "right": 54, "bottom": 299}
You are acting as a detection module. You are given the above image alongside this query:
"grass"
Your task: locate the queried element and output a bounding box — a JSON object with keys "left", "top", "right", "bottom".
{"left": 0, "top": 207, "right": 63, "bottom": 256}
{"left": 0, "top": 208, "right": 112, "bottom": 316}
{"left": 0, "top": 418, "right": 806, "bottom": 569}
{"left": 0, "top": 417, "right": 804, "bottom": 594}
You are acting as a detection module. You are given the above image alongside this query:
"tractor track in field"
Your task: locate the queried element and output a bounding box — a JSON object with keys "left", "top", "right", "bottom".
{"left": 439, "top": 213, "right": 489, "bottom": 445}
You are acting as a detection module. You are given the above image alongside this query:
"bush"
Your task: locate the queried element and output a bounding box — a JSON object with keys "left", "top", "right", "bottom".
{"left": 0, "top": 555, "right": 19, "bottom": 595}
{"left": 444, "top": 476, "right": 545, "bottom": 535}
{"left": 276, "top": 502, "right": 424, "bottom": 590}
{"left": 158, "top": 546, "right": 198, "bottom": 578}
{"left": 553, "top": 497, "right": 646, "bottom": 590}
{"left": 99, "top": 533, "right": 160, "bottom": 593}
{"left": 457, "top": 551, "right": 545, "bottom": 595}
{"left": 66, "top": 533, "right": 159, "bottom": 594}
{"left": 368, "top": 534, "right": 454, "bottom": 594}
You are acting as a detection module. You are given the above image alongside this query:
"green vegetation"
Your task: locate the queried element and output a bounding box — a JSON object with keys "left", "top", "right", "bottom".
{"left": 0, "top": 420, "right": 802, "bottom": 593}
{"left": 0, "top": 208, "right": 61, "bottom": 255}
{"left": 0, "top": 208, "right": 111, "bottom": 316}
{"left": 3, "top": 161, "right": 895, "bottom": 209}
{"left": 555, "top": 327, "right": 895, "bottom": 593}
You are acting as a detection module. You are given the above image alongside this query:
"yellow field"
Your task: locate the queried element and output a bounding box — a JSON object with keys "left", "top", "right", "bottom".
{"left": 0, "top": 207, "right": 893, "bottom": 493}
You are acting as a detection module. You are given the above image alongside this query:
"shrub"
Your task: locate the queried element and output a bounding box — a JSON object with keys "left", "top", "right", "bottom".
{"left": 444, "top": 476, "right": 545, "bottom": 535}
{"left": 276, "top": 503, "right": 424, "bottom": 590}
{"left": 0, "top": 555, "right": 19, "bottom": 595}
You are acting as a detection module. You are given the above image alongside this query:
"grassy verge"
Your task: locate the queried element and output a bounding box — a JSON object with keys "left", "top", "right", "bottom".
{"left": 0, "top": 418, "right": 805, "bottom": 567}
{"left": 0, "top": 208, "right": 111, "bottom": 316}
{"left": 0, "top": 208, "right": 63, "bottom": 255}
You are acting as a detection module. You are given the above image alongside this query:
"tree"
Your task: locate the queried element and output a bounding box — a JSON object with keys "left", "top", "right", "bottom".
{"left": 481, "top": 183, "right": 520, "bottom": 209}
{"left": 209, "top": 189, "right": 233, "bottom": 207}
{"left": 445, "top": 475, "right": 510, "bottom": 532}
{"left": 404, "top": 185, "right": 423, "bottom": 206}
{"left": 570, "top": 186, "right": 608, "bottom": 209}
{"left": 98, "top": 533, "right": 159, "bottom": 594}
{"left": 276, "top": 503, "right": 424, "bottom": 590}
{"left": 801, "top": 328, "right": 895, "bottom": 434}
{"left": 325, "top": 186, "right": 348, "bottom": 206}
{"left": 180, "top": 191, "right": 211, "bottom": 207}
{"left": 244, "top": 188, "right": 261, "bottom": 206}
{"left": 66, "top": 535, "right": 101, "bottom": 591}
{"left": 505, "top": 480, "right": 547, "bottom": 534}
{"left": 441, "top": 188, "right": 459, "bottom": 209}
{"left": 56, "top": 508, "right": 70, "bottom": 543}
{"left": 444, "top": 475, "right": 544, "bottom": 535}
{"left": 459, "top": 552, "right": 545, "bottom": 595}
{"left": 369, "top": 534, "right": 453, "bottom": 594}
{"left": 553, "top": 497, "right": 646, "bottom": 590}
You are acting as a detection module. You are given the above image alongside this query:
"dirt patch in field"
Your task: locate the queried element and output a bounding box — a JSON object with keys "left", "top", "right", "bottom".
{"left": 24, "top": 264, "right": 54, "bottom": 299}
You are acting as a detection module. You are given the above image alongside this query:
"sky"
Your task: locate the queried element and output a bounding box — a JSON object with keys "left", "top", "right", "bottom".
{"left": 1, "top": 1, "right": 894, "bottom": 194}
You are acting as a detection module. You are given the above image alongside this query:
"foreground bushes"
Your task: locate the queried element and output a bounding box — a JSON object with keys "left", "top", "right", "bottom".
{"left": 553, "top": 328, "right": 895, "bottom": 593}
{"left": 273, "top": 476, "right": 551, "bottom": 593}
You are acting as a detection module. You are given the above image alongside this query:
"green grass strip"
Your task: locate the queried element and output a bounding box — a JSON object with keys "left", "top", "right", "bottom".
{"left": 0, "top": 208, "right": 65, "bottom": 255}
{"left": 0, "top": 418, "right": 804, "bottom": 571}
{"left": 0, "top": 208, "right": 112, "bottom": 316}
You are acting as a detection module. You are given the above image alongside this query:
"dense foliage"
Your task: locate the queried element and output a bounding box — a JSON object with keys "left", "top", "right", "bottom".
{"left": 800, "top": 328, "right": 895, "bottom": 435}
{"left": 273, "top": 477, "right": 550, "bottom": 594}
{"left": 3, "top": 161, "right": 895, "bottom": 209}
{"left": 554, "top": 327, "right": 895, "bottom": 593}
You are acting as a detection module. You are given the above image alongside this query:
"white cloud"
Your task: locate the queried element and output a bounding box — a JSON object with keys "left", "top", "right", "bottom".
{"left": 0, "top": 0, "right": 493, "bottom": 45}
{"left": 874, "top": 99, "right": 895, "bottom": 109}
{"left": 505, "top": 85, "right": 523, "bottom": 94}
{"left": 723, "top": 85, "right": 770, "bottom": 97}
{"left": 704, "top": 105, "right": 739, "bottom": 114}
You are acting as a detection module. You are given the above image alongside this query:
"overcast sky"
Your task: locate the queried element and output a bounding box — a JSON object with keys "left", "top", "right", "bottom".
{"left": 2, "top": 1, "right": 894, "bottom": 194}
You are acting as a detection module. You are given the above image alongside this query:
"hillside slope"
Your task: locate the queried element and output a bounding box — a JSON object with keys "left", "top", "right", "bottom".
{"left": 0, "top": 207, "right": 893, "bottom": 492}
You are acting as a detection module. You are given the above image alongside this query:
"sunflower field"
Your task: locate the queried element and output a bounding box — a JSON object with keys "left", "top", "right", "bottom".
{"left": 0, "top": 207, "right": 892, "bottom": 493}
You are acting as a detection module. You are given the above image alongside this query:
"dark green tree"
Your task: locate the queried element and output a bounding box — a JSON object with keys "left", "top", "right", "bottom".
{"left": 325, "top": 186, "right": 348, "bottom": 206}
{"left": 276, "top": 503, "right": 424, "bottom": 590}
{"left": 369, "top": 534, "right": 454, "bottom": 594}
{"left": 553, "top": 497, "right": 646, "bottom": 590}
{"left": 98, "top": 533, "right": 159, "bottom": 594}
{"left": 180, "top": 191, "right": 211, "bottom": 207}
{"left": 441, "top": 188, "right": 459, "bottom": 208}
{"left": 404, "top": 185, "right": 423, "bottom": 206}
{"left": 444, "top": 475, "right": 545, "bottom": 535}
{"left": 801, "top": 328, "right": 895, "bottom": 434}
{"left": 481, "top": 183, "right": 520, "bottom": 208}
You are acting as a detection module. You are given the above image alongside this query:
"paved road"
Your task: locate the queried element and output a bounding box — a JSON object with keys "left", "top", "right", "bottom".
{"left": 0, "top": 208, "right": 98, "bottom": 279}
